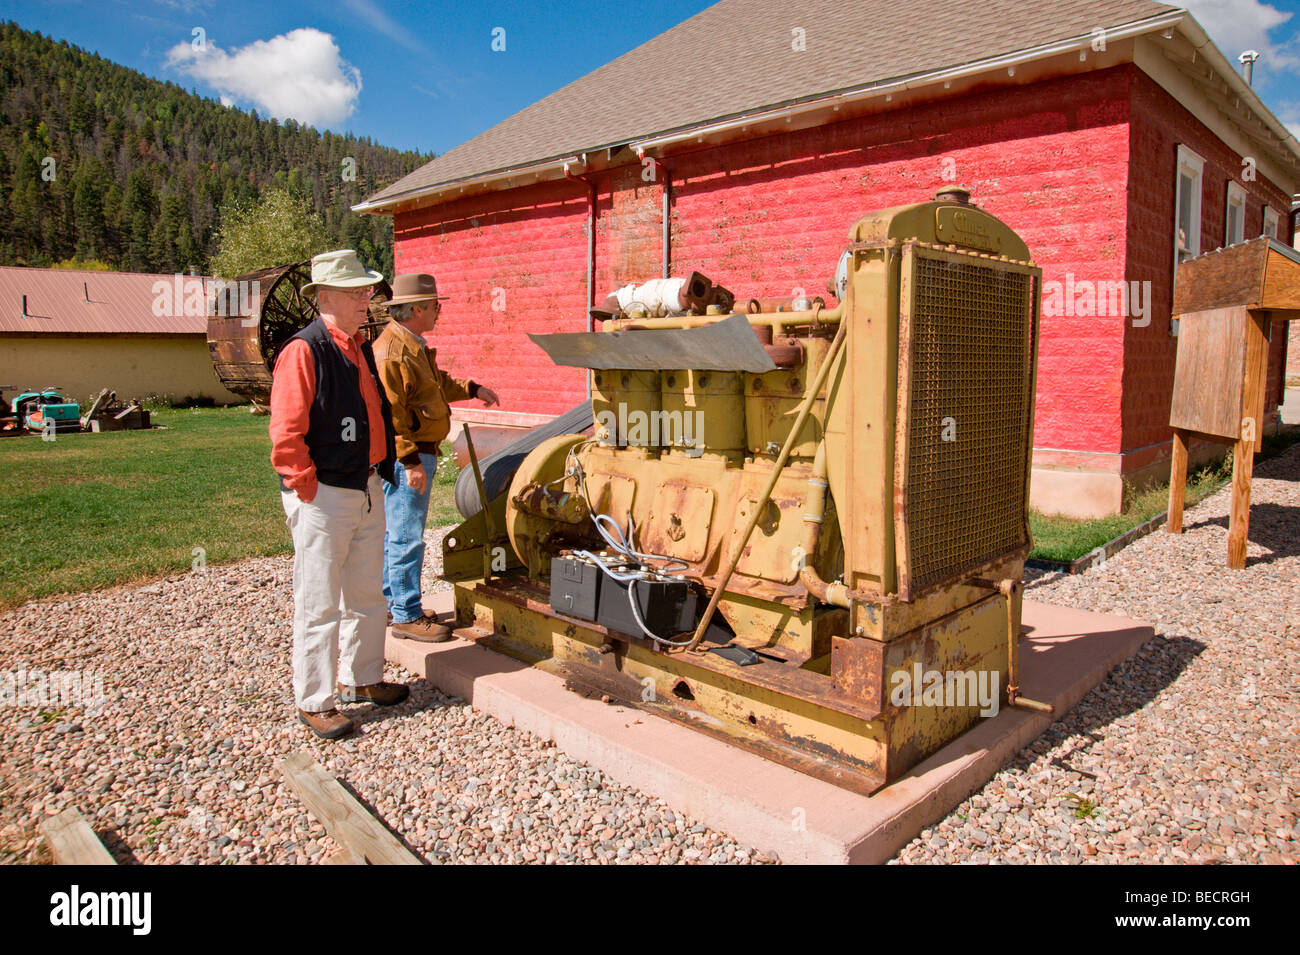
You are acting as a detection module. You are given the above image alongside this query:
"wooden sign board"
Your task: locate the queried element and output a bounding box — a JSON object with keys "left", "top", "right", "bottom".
{"left": 1167, "top": 238, "right": 1299, "bottom": 570}
{"left": 1172, "top": 236, "right": 1300, "bottom": 315}
{"left": 1169, "top": 307, "right": 1250, "bottom": 441}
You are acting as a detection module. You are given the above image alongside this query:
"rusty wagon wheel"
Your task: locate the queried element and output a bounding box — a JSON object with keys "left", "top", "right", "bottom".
{"left": 207, "top": 261, "right": 391, "bottom": 404}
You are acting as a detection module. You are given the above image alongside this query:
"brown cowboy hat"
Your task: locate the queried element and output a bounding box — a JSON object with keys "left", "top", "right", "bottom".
{"left": 388, "top": 272, "right": 448, "bottom": 305}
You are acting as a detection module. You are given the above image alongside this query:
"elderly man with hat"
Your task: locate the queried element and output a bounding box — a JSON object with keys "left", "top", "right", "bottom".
{"left": 373, "top": 272, "right": 498, "bottom": 640}
{"left": 269, "top": 249, "right": 411, "bottom": 740}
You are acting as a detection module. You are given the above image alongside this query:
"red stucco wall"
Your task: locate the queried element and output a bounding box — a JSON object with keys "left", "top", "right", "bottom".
{"left": 394, "top": 185, "right": 593, "bottom": 414}
{"left": 392, "top": 63, "right": 1291, "bottom": 456}
{"left": 662, "top": 67, "right": 1133, "bottom": 455}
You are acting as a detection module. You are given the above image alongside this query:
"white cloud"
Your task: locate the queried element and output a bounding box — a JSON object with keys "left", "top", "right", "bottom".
{"left": 165, "top": 28, "right": 362, "bottom": 129}
{"left": 1181, "top": 0, "right": 1297, "bottom": 69}
{"left": 339, "top": 0, "right": 423, "bottom": 52}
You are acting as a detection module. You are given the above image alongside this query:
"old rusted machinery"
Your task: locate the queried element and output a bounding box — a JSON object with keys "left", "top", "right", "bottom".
{"left": 443, "top": 189, "right": 1044, "bottom": 793}
{"left": 206, "top": 261, "right": 391, "bottom": 403}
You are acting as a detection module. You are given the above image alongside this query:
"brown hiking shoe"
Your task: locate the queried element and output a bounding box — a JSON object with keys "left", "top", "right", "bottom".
{"left": 298, "top": 708, "right": 355, "bottom": 740}
{"left": 390, "top": 614, "right": 452, "bottom": 643}
{"left": 336, "top": 681, "right": 410, "bottom": 706}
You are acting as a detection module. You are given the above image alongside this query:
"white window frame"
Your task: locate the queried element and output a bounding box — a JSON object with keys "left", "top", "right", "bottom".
{"left": 1225, "top": 181, "right": 1246, "bottom": 247}
{"left": 1174, "top": 146, "right": 1205, "bottom": 276}
{"left": 1262, "top": 206, "right": 1279, "bottom": 239}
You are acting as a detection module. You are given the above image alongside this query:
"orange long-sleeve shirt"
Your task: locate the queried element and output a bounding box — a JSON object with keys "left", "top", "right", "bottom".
{"left": 269, "top": 322, "right": 386, "bottom": 502}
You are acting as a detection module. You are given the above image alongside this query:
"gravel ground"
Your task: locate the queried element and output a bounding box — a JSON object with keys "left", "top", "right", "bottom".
{"left": 2, "top": 447, "right": 1294, "bottom": 865}
{"left": 0, "top": 526, "right": 772, "bottom": 864}
{"left": 895, "top": 442, "right": 1299, "bottom": 864}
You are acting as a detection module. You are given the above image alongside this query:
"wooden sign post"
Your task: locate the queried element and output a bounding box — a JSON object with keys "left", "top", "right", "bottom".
{"left": 1166, "top": 237, "right": 1299, "bottom": 569}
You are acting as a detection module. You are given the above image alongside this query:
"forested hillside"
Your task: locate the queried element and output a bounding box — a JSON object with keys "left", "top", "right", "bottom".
{"left": 0, "top": 21, "right": 429, "bottom": 275}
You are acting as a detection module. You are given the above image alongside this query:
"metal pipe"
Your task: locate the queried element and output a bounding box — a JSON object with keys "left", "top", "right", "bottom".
{"left": 975, "top": 578, "right": 1053, "bottom": 713}
{"left": 463, "top": 424, "right": 497, "bottom": 582}
{"left": 798, "top": 441, "right": 849, "bottom": 608}
{"left": 606, "top": 302, "right": 844, "bottom": 332}
{"left": 565, "top": 163, "right": 597, "bottom": 399}
{"left": 685, "top": 316, "right": 848, "bottom": 651}
{"left": 653, "top": 155, "right": 671, "bottom": 279}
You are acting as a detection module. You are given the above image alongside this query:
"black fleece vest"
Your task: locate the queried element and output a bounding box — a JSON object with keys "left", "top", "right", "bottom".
{"left": 284, "top": 318, "right": 395, "bottom": 490}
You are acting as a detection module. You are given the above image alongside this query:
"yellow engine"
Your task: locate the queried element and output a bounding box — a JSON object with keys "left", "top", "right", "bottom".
{"left": 443, "top": 189, "right": 1043, "bottom": 793}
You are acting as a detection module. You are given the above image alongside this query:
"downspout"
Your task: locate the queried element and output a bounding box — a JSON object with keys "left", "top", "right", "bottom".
{"left": 564, "top": 160, "right": 597, "bottom": 398}
{"left": 662, "top": 162, "right": 670, "bottom": 279}
{"left": 636, "top": 147, "right": 671, "bottom": 279}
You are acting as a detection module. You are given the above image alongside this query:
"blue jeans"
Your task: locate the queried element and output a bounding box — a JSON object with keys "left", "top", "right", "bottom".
{"left": 381, "top": 453, "right": 437, "bottom": 624}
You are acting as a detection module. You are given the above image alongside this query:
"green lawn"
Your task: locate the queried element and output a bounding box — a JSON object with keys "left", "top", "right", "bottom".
{"left": 1029, "top": 428, "right": 1300, "bottom": 563}
{"left": 0, "top": 406, "right": 460, "bottom": 609}
{"left": 3, "top": 402, "right": 1292, "bottom": 604}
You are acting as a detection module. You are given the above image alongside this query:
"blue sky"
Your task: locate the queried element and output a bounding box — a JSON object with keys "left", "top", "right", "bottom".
{"left": 1, "top": 0, "right": 1297, "bottom": 154}
{"left": 0, "top": 0, "right": 716, "bottom": 153}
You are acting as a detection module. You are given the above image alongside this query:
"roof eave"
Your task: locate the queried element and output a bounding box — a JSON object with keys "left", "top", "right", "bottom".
{"left": 358, "top": 7, "right": 1300, "bottom": 216}
{"left": 1173, "top": 11, "right": 1300, "bottom": 177}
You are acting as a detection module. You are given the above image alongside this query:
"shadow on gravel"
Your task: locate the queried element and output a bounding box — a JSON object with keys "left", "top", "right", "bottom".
{"left": 341, "top": 678, "right": 459, "bottom": 733}
{"left": 332, "top": 776, "right": 432, "bottom": 864}
{"left": 1185, "top": 502, "right": 1300, "bottom": 566}
{"left": 100, "top": 828, "right": 142, "bottom": 865}
{"left": 999, "top": 630, "right": 1208, "bottom": 779}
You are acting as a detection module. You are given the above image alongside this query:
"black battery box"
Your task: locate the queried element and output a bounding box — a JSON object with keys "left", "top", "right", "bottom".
{"left": 548, "top": 555, "right": 697, "bottom": 639}
{"left": 549, "top": 556, "right": 601, "bottom": 620}
{"left": 596, "top": 572, "right": 697, "bottom": 639}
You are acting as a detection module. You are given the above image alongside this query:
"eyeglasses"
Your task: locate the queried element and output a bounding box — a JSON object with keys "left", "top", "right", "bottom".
{"left": 326, "top": 285, "right": 374, "bottom": 300}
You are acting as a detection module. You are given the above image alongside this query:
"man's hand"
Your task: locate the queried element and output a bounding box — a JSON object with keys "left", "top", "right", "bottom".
{"left": 477, "top": 386, "right": 500, "bottom": 407}
{"left": 405, "top": 462, "right": 428, "bottom": 494}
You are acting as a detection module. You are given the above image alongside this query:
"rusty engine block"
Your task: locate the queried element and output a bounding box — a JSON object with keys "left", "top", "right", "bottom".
{"left": 442, "top": 189, "right": 1043, "bottom": 794}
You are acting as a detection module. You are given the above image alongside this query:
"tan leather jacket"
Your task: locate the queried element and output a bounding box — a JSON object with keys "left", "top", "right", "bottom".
{"left": 372, "top": 320, "right": 475, "bottom": 465}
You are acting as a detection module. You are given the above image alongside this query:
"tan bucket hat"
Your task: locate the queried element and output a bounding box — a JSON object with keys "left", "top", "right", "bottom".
{"left": 301, "top": 249, "right": 383, "bottom": 296}
{"left": 388, "top": 272, "right": 448, "bottom": 305}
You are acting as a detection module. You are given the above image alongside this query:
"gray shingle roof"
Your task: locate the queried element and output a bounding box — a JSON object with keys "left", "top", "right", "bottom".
{"left": 363, "top": 0, "right": 1179, "bottom": 207}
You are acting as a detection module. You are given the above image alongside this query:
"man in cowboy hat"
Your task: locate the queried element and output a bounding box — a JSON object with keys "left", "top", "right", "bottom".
{"left": 373, "top": 272, "right": 499, "bottom": 640}
{"left": 269, "top": 249, "right": 411, "bottom": 740}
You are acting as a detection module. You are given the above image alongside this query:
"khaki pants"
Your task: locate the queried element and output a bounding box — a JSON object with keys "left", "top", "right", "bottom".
{"left": 281, "top": 474, "right": 387, "bottom": 712}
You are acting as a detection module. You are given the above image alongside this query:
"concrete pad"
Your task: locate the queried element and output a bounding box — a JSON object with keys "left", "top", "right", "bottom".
{"left": 388, "top": 594, "right": 1152, "bottom": 864}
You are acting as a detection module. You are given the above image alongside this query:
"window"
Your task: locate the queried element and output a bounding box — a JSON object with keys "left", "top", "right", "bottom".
{"left": 1174, "top": 146, "right": 1204, "bottom": 272}
{"left": 1262, "top": 206, "right": 1279, "bottom": 239}
{"left": 1225, "top": 181, "right": 1246, "bottom": 246}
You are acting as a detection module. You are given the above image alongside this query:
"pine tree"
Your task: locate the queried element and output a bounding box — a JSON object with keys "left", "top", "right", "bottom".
{"left": 0, "top": 21, "right": 433, "bottom": 272}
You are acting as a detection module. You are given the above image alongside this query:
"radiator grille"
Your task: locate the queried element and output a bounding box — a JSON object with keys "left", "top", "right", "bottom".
{"left": 900, "top": 248, "right": 1036, "bottom": 594}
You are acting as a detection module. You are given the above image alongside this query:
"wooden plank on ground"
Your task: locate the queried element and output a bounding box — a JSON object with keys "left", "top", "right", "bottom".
{"left": 41, "top": 808, "right": 116, "bottom": 865}
{"left": 278, "top": 749, "right": 421, "bottom": 866}
{"left": 322, "top": 846, "right": 367, "bottom": 865}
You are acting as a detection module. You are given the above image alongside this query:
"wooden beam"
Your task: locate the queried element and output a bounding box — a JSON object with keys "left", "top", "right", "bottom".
{"left": 1227, "top": 309, "right": 1270, "bottom": 569}
{"left": 278, "top": 749, "right": 421, "bottom": 866}
{"left": 41, "top": 808, "right": 116, "bottom": 865}
{"left": 1167, "top": 428, "right": 1189, "bottom": 534}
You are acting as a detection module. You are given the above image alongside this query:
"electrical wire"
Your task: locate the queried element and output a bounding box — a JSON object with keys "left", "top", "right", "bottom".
{"left": 564, "top": 444, "right": 695, "bottom": 647}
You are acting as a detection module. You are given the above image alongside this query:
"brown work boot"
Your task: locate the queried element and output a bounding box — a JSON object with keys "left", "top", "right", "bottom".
{"left": 336, "top": 681, "right": 410, "bottom": 706}
{"left": 298, "top": 708, "right": 355, "bottom": 740}
{"left": 390, "top": 614, "right": 452, "bottom": 643}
